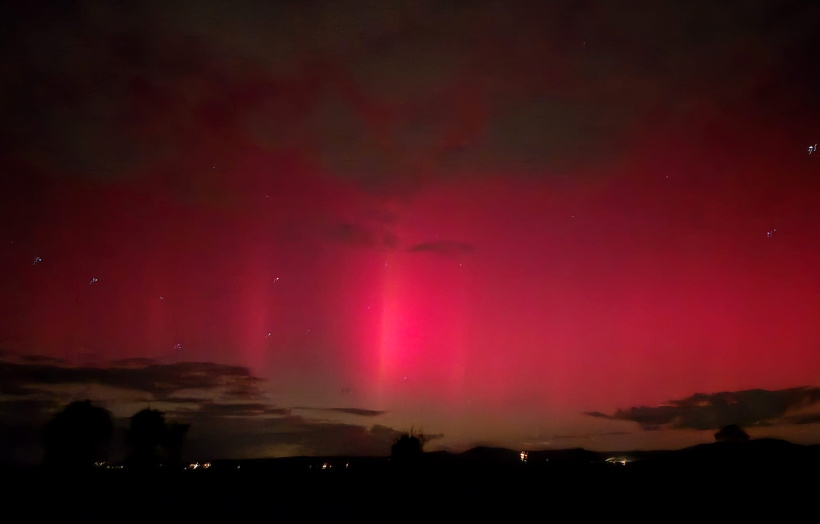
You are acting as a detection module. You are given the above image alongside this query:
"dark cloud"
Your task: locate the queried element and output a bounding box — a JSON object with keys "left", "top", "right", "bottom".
{"left": 110, "top": 358, "right": 159, "bottom": 368}
{"left": 587, "top": 387, "right": 820, "bottom": 431}
{"left": 162, "top": 413, "right": 411, "bottom": 459}
{"left": 327, "top": 408, "right": 387, "bottom": 417}
{"left": 783, "top": 413, "right": 820, "bottom": 425}
{"left": 548, "top": 430, "right": 630, "bottom": 440}
{"left": 4, "top": 1, "right": 816, "bottom": 195}
{"left": 0, "top": 398, "right": 61, "bottom": 425}
{"left": 293, "top": 407, "right": 387, "bottom": 417}
{"left": 168, "top": 402, "right": 291, "bottom": 418}
{"left": 18, "top": 355, "right": 68, "bottom": 365}
{"left": 273, "top": 420, "right": 403, "bottom": 457}
{"left": 326, "top": 222, "right": 398, "bottom": 250}
{"left": 0, "top": 354, "right": 414, "bottom": 462}
{"left": 0, "top": 356, "right": 265, "bottom": 400}
{"left": 408, "top": 240, "right": 474, "bottom": 256}
{"left": 222, "top": 386, "right": 266, "bottom": 401}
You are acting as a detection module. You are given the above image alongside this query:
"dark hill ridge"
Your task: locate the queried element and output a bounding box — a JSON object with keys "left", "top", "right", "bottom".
{"left": 453, "top": 438, "right": 820, "bottom": 467}
{"left": 192, "top": 437, "right": 820, "bottom": 474}
{"left": 7, "top": 439, "right": 820, "bottom": 520}
{"left": 629, "top": 438, "right": 820, "bottom": 469}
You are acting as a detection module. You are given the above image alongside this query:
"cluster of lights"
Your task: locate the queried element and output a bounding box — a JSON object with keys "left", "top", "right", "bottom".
{"left": 520, "top": 451, "right": 528, "bottom": 463}
{"left": 93, "top": 462, "right": 124, "bottom": 469}
{"left": 312, "top": 462, "right": 349, "bottom": 470}
{"left": 605, "top": 457, "right": 628, "bottom": 466}
{"left": 186, "top": 462, "right": 212, "bottom": 470}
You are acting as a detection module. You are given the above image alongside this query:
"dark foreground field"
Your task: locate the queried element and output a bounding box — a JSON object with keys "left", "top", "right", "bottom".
{"left": 5, "top": 439, "right": 820, "bottom": 521}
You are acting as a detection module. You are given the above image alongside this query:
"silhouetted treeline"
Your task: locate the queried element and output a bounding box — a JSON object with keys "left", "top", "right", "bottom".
{"left": 43, "top": 400, "right": 189, "bottom": 470}
{"left": 125, "top": 408, "right": 189, "bottom": 469}
{"left": 24, "top": 415, "right": 820, "bottom": 521}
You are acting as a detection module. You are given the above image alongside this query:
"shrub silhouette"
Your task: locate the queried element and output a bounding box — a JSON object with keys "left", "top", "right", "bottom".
{"left": 714, "top": 424, "right": 750, "bottom": 443}
{"left": 391, "top": 427, "right": 425, "bottom": 466}
{"left": 125, "top": 408, "right": 189, "bottom": 469}
{"left": 44, "top": 400, "right": 113, "bottom": 470}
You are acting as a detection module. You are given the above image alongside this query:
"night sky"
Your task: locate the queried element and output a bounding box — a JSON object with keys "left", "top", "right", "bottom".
{"left": 2, "top": 0, "right": 820, "bottom": 463}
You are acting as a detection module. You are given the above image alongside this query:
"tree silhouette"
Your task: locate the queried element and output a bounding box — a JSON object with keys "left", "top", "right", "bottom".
{"left": 714, "top": 424, "right": 750, "bottom": 443}
{"left": 125, "top": 408, "right": 189, "bottom": 469}
{"left": 165, "top": 421, "right": 190, "bottom": 467}
{"left": 391, "top": 427, "right": 425, "bottom": 466}
{"left": 44, "top": 400, "right": 113, "bottom": 470}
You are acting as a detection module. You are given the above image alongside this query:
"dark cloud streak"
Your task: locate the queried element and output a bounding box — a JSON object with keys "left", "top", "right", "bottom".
{"left": 5, "top": 1, "right": 816, "bottom": 195}
{"left": 292, "top": 407, "right": 387, "bottom": 417}
{"left": 587, "top": 387, "right": 820, "bottom": 431}
{"left": 0, "top": 357, "right": 265, "bottom": 400}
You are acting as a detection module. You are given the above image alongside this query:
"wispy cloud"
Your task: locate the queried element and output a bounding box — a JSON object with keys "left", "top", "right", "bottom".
{"left": 168, "top": 402, "right": 292, "bottom": 418}
{"left": 783, "top": 412, "right": 820, "bottom": 425}
{"left": 0, "top": 356, "right": 265, "bottom": 401}
{"left": 292, "top": 407, "right": 387, "bottom": 417}
{"left": 586, "top": 387, "right": 820, "bottom": 431}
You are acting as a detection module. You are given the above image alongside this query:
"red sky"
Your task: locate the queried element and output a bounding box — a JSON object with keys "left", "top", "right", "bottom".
{"left": 1, "top": 0, "right": 820, "bottom": 461}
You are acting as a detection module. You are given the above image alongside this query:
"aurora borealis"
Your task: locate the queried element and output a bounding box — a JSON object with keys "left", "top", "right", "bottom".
{"left": 1, "top": 1, "right": 820, "bottom": 462}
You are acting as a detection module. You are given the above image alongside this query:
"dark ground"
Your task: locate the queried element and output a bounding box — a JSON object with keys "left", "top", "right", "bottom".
{"left": 5, "top": 439, "right": 819, "bottom": 521}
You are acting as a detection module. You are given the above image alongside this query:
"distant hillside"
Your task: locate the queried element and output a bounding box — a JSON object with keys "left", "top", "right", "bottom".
{"left": 193, "top": 437, "right": 820, "bottom": 477}
{"left": 6, "top": 437, "right": 820, "bottom": 520}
